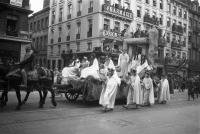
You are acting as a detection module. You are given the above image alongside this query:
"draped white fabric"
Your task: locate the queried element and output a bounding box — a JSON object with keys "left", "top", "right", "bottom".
{"left": 159, "top": 79, "right": 170, "bottom": 102}
{"left": 127, "top": 75, "right": 142, "bottom": 105}
{"left": 99, "top": 75, "right": 119, "bottom": 109}
{"left": 143, "top": 77, "right": 155, "bottom": 105}
{"left": 80, "top": 58, "right": 100, "bottom": 79}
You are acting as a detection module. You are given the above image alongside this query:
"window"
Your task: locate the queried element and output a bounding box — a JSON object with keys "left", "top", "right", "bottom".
{"left": 34, "top": 22, "right": 36, "bottom": 31}
{"left": 178, "top": 8, "right": 182, "bottom": 18}
{"left": 124, "top": 1, "right": 130, "bottom": 9}
{"left": 88, "top": 0, "right": 93, "bottom": 13}
{"left": 145, "top": 9, "right": 150, "bottom": 15}
{"left": 37, "top": 20, "right": 40, "bottom": 31}
{"left": 167, "top": 17, "right": 171, "bottom": 27}
{"left": 160, "top": 0, "right": 163, "bottom": 9}
{"left": 30, "top": 23, "right": 33, "bottom": 31}
{"left": 41, "top": 19, "right": 44, "bottom": 29}
{"left": 45, "top": 17, "right": 48, "bottom": 28}
{"left": 183, "top": 24, "right": 187, "bottom": 32}
{"left": 52, "top": 10, "right": 55, "bottom": 24}
{"left": 58, "top": 45, "right": 61, "bottom": 55}
{"left": 77, "top": 0, "right": 82, "bottom": 12}
{"left": 159, "top": 14, "right": 163, "bottom": 25}
{"left": 87, "top": 42, "right": 92, "bottom": 50}
{"left": 59, "top": 7, "right": 63, "bottom": 22}
{"left": 88, "top": 19, "right": 93, "bottom": 37}
{"left": 167, "top": 33, "right": 170, "bottom": 43}
{"left": 104, "top": 19, "right": 110, "bottom": 30}
{"left": 124, "top": 24, "right": 129, "bottom": 31}
{"left": 68, "top": 4, "right": 72, "bottom": 15}
{"left": 58, "top": 26, "right": 62, "bottom": 42}
{"left": 40, "top": 37, "right": 43, "bottom": 49}
{"left": 66, "top": 44, "right": 70, "bottom": 51}
{"left": 137, "top": 6, "right": 141, "bottom": 18}
{"left": 173, "top": 6, "right": 176, "bottom": 15}
{"left": 153, "top": 0, "right": 156, "bottom": 7}
{"left": 77, "top": 22, "right": 81, "bottom": 34}
{"left": 67, "top": 24, "right": 71, "bottom": 37}
{"left": 173, "top": 19, "right": 176, "bottom": 25}
{"left": 50, "top": 46, "right": 53, "bottom": 55}
{"left": 167, "top": 3, "right": 171, "bottom": 13}
{"left": 77, "top": 42, "right": 80, "bottom": 51}
{"left": 89, "top": 0, "right": 93, "bottom": 8}
{"left": 114, "top": 21, "right": 120, "bottom": 32}
{"left": 183, "top": 11, "right": 187, "bottom": 19}
{"left": 146, "top": 0, "right": 149, "bottom": 4}
{"left": 153, "top": 11, "right": 156, "bottom": 18}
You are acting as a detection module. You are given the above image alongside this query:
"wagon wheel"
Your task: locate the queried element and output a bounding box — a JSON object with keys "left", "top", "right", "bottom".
{"left": 65, "top": 88, "right": 79, "bottom": 102}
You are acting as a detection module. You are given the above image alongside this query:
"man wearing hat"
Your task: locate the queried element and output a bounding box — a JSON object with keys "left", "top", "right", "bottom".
{"left": 143, "top": 71, "right": 154, "bottom": 106}
{"left": 19, "top": 45, "right": 36, "bottom": 88}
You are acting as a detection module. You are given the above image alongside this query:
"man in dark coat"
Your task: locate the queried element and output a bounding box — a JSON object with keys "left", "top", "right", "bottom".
{"left": 19, "top": 46, "right": 36, "bottom": 88}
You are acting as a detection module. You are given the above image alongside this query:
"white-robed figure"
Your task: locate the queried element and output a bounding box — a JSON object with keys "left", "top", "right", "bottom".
{"left": 159, "top": 75, "right": 170, "bottom": 104}
{"left": 123, "top": 68, "right": 141, "bottom": 109}
{"left": 99, "top": 55, "right": 121, "bottom": 112}
{"left": 118, "top": 49, "right": 129, "bottom": 79}
{"left": 80, "top": 54, "right": 100, "bottom": 79}
{"left": 143, "top": 72, "right": 154, "bottom": 106}
{"left": 61, "top": 59, "right": 80, "bottom": 85}
{"left": 99, "top": 67, "right": 120, "bottom": 112}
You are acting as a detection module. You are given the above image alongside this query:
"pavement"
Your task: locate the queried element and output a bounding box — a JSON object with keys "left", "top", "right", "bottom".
{"left": 0, "top": 90, "right": 200, "bottom": 134}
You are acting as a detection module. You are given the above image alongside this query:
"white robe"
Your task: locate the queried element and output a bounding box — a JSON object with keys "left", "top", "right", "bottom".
{"left": 118, "top": 53, "right": 129, "bottom": 79}
{"left": 61, "top": 66, "right": 79, "bottom": 85}
{"left": 143, "top": 77, "right": 154, "bottom": 105}
{"left": 104, "top": 59, "right": 121, "bottom": 85}
{"left": 127, "top": 75, "right": 141, "bottom": 105}
{"left": 159, "top": 79, "right": 170, "bottom": 102}
{"left": 99, "top": 75, "right": 119, "bottom": 109}
{"left": 80, "top": 58, "right": 100, "bottom": 79}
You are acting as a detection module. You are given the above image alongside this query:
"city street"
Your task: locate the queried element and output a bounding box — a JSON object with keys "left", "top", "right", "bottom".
{"left": 0, "top": 91, "right": 199, "bottom": 134}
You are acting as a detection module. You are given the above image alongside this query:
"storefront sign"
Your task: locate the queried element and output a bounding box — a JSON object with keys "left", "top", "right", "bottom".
{"left": 102, "top": 4, "right": 133, "bottom": 19}
{"left": 102, "top": 30, "right": 121, "bottom": 38}
{"left": 10, "top": 0, "right": 23, "bottom": 7}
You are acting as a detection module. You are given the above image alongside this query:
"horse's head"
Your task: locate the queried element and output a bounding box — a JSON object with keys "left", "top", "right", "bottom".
{"left": 37, "top": 67, "right": 53, "bottom": 81}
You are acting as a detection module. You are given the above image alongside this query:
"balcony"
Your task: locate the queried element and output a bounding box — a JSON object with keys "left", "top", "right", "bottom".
{"left": 6, "top": 30, "right": 18, "bottom": 37}
{"left": 76, "top": 33, "right": 80, "bottom": 39}
{"left": 77, "top": 11, "right": 81, "bottom": 16}
{"left": 143, "top": 14, "right": 159, "bottom": 26}
{"left": 102, "top": 4, "right": 133, "bottom": 22}
{"left": 58, "top": 37, "right": 61, "bottom": 42}
{"left": 87, "top": 31, "right": 92, "bottom": 37}
{"left": 66, "top": 35, "right": 70, "bottom": 41}
{"left": 88, "top": 7, "right": 93, "bottom": 13}
{"left": 67, "top": 14, "right": 71, "bottom": 19}
{"left": 172, "top": 24, "right": 184, "bottom": 34}
{"left": 171, "top": 40, "right": 186, "bottom": 49}
{"left": 193, "top": 26, "right": 200, "bottom": 34}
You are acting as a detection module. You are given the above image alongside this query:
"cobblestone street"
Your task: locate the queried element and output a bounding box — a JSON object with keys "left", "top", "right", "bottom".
{"left": 0, "top": 90, "right": 199, "bottom": 134}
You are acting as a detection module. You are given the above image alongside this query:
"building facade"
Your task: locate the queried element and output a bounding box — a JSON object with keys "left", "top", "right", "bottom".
{"left": 47, "top": 0, "right": 133, "bottom": 70}
{"left": 188, "top": 0, "right": 200, "bottom": 76}
{"left": 0, "top": 0, "right": 32, "bottom": 62}
{"left": 47, "top": 0, "right": 190, "bottom": 72}
{"left": 28, "top": 0, "right": 50, "bottom": 67}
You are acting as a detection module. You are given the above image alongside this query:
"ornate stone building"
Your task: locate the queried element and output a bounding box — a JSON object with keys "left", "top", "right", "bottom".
{"left": 28, "top": 0, "right": 50, "bottom": 67}
{"left": 0, "top": 0, "right": 32, "bottom": 62}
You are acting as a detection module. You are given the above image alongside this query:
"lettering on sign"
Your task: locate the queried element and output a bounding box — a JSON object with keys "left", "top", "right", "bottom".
{"left": 102, "top": 30, "right": 121, "bottom": 38}
{"left": 103, "top": 4, "right": 133, "bottom": 19}
{"left": 10, "top": 0, "right": 23, "bottom": 7}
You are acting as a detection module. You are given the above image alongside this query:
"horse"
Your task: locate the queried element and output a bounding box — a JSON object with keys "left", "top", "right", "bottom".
{"left": 0, "top": 64, "right": 57, "bottom": 110}
{"left": 22, "top": 67, "right": 57, "bottom": 108}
